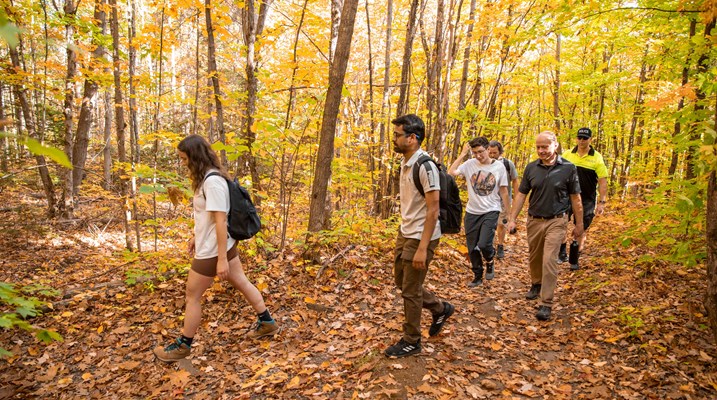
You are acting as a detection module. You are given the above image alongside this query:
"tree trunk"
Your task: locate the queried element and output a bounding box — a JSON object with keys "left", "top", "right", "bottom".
{"left": 685, "top": 20, "right": 715, "bottom": 180}
{"left": 668, "top": 21, "right": 697, "bottom": 177}
{"left": 110, "top": 0, "right": 132, "bottom": 250}
{"left": 620, "top": 46, "right": 648, "bottom": 188}
{"left": 552, "top": 32, "right": 561, "bottom": 133}
{"left": 102, "top": 90, "right": 112, "bottom": 190}
{"left": 365, "top": 0, "right": 378, "bottom": 212}
{"left": 60, "top": 0, "right": 78, "bottom": 217}
{"left": 705, "top": 82, "right": 717, "bottom": 343}
{"left": 451, "top": 0, "right": 476, "bottom": 158}
{"left": 0, "top": 83, "right": 7, "bottom": 172}
{"left": 377, "top": 0, "right": 393, "bottom": 218}
{"left": 329, "top": 0, "right": 343, "bottom": 64}
{"left": 73, "top": 0, "right": 107, "bottom": 196}
{"left": 241, "top": 0, "right": 272, "bottom": 195}
{"left": 396, "top": 0, "right": 420, "bottom": 117}
{"left": 205, "top": 0, "right": 226, "bottom": 164}
{"left": 128, "top": 0, "right": 141, "bottom": 251}
{"left": 8, "top": 40, "right": 56, "bottom": 216}
{"left": 307, "top": 0, "right": 359, "bottom": 232}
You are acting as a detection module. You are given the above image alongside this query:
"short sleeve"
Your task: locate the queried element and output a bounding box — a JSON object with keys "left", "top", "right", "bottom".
{"left": 595, "top": 154, "right": 608, "bottom": 179}
{"left": 509, "top": 160, "right": 518, "bottom": 180}
{"left": 518, "top": 166, "right": 531, "bottom": 194}
{"left": 203, "top": 176, "right": 230, "bottom": 212}
{"left": 568, "top": 164, "right": 581, "bottom": 195}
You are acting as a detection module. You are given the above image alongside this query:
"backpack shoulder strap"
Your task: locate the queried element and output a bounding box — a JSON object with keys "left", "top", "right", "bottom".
{"left": 412, "top": 155, "right": 435, "bottom": 197}
{"left": 201, "top": 171, "right": 222, "bottom": 199}
{"left": 502, "top": 158, "right": 510, "bottom": 174}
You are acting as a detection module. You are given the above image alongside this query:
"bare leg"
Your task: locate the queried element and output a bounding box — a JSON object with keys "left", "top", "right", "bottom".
{"left": 182, "top": 270, "right": 215, "bottom": 338}
{"left": 226, "top": 256, "right": 266, "bottom": 314}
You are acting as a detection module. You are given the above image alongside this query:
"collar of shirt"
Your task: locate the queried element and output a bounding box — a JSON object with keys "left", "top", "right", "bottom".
{"left": 570, "top": 145, "right": 596, "bottom": 156}
{"left": 402, "top": 149, "right": 427, "bottom": 169}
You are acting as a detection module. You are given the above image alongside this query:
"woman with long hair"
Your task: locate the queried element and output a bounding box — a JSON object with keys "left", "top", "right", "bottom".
{"left": 153, "top": 134, "right": 279, "bottom": 362}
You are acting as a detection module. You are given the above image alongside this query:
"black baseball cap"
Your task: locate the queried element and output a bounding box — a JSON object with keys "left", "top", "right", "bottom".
{"left": 577, "top": 127, "right": 592, "bottom": 139}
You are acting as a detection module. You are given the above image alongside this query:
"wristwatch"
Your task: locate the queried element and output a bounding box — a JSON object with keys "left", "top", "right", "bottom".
{"left": 502, "top": 218, "right": 508, "bottom": 224}
{"left": 599, "top": 200, "right": 606, "bottom": 204}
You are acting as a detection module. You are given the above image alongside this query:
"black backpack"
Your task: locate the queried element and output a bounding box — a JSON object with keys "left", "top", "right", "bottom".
{"left": 412, "top": 155, "right": 463, "bottom": 234}
{"left": 203, "top": 172, "right": 261, "bottom": 240}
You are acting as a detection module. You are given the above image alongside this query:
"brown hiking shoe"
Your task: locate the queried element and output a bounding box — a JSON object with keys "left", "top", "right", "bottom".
{"left": 153, "top": 338, "right": 190, "bottom": 362}
{"left": 246, "top": 320, "right": 280, "bottom": 340}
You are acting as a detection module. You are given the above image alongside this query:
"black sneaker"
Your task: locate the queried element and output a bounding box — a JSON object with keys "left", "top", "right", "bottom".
{"left": 525, "top": 283, "right": 541, "bottom": 300}
{"left": 536, "top": 305, "right": 551, "bottom": 321}
{"left": 570, "top": 263, "right": 580, "bottom": 271}
{"left": 467, "top": 276, "right": 483, "bottom": 288}
{"left": 485, "top": 261, "right": 495, "bottom": 280}
{"left": 429, "top": 302, "right": 455, "bottom": 336}
{"left": 384, "top": 339, "right": 421, "bottom": 358}
{"left": 496, "top": 245, "right": 505, "bottom": 260}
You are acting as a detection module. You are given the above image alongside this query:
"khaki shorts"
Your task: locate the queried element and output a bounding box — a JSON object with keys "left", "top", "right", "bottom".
{"left": 191, "top": 244, "right": 238, "bottom": 277}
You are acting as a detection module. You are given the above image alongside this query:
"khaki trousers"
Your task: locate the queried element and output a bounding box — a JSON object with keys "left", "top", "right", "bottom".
{"left": 394, "top": 231, "right": 443, "bottom": 343}
{"left": 526, "top": 215, "right": 568, "bottom": 307}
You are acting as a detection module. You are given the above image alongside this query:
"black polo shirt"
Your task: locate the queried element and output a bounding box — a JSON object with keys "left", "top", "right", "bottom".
{"left": 518, "top": 156, "right": 581, "bottom": 218}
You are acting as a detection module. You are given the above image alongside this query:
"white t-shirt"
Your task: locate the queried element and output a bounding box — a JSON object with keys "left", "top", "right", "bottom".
{"left": 456, "top": 159, "right": 508, "bottom": 215}
{"left": 193, "top": 170, "right": 236, "bottom": 259}
{"left": 399, "top": 150, "right": 441, "bottom": 240}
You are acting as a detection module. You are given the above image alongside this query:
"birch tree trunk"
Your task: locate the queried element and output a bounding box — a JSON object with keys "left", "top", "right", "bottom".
{"left": 60, "top": 0, "right": 78, "bottom": 217}
{"left": 396, "top": 0, "right": 420, "bottom": 117}
{"left": 451, "top": 0, "right": 476, "bottom": 157}
{"left": 307, "top": 0, "right": 359, "bottom": 232}
{"left": 376, "top": 0, "right": 393, "bottom": 218}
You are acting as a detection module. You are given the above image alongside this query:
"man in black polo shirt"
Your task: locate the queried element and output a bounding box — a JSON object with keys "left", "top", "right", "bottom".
{"left": 507, "top": 131, "right": 584, "bottom": 321}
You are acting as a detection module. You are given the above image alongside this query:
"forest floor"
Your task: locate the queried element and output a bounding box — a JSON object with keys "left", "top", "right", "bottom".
{"left": 1, "top": 185, "right": 716, "bottom": 399}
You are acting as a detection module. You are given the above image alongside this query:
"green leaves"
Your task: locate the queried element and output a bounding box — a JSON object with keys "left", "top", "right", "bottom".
{"left": 0, "top": 282, "right": 63, "bottom": 357}
{"left": 0, "top": 133, "right": 72, "bottom": 168}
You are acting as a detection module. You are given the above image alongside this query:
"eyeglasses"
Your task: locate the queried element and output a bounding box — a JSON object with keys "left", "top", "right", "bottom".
{"left": 577, "top": 136, "right": 591, "bottom": 141}
{"left": 393, "top": 132, "right": 414, "bottom": 139}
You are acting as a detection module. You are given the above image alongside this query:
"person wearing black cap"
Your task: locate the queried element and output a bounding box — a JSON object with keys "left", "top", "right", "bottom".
{"left": 558, "top": 127, "right": 608, "bottom": 270}
{"left": 384, "top": 114, "right": 454, "bottom": 358}
{"left": 507, "top": 131, "right": 583, "bottom": 321}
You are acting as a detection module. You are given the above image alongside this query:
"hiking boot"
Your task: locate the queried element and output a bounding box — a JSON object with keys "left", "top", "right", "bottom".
{"left": 153, "top": 338, "right": 190, "bottom": 362}
{"left": 525, "top": 283, "right": 541, "bottom": 300}
{"left": 496, "top": 245, "right": 505, "bottom": 260}
{"left": 467, "top": 276, "right": 483, "bottom": 288}
{"left": 536, "top": 305, "right": 552, "bottom": 321}
{"left": 485, "top": 261, "right": 495, "bottom": 280}
{"left": 384, "top": 339, "right": 421, "bottom": 358}
{"left": 570, "top": 263, "right": 580, "bottom": 271}
{"left": 247, "top": 320, "right": 280, "bottom": 340}
{"left": 429, "top": 302, "right": 455, "bottom": 336}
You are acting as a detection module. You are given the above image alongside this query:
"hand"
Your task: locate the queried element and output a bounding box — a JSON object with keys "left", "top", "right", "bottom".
{"left": 188, "top": 238, "right": 196, "bottom": 256}
{"left": 573, "top": 226, "right": 584, "bottom": 241}
{"left": 412, "top": 248, "right": 428, "bottom": 270}
{"left": 596, "top": 203, "right": 605, "bottom": 215}
{"left": 507, "top": 221, "right": 517, "bottom": 234}
{"left": 462, "top": 142, "right": 471, "bottom": 156}
{"left": 216, "top": 258, "right": 229, "bottom": 281}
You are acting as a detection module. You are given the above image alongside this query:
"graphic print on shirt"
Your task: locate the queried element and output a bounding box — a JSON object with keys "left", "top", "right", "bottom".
{"left": 471, "top": 170, "right": 496, "bottom": 196}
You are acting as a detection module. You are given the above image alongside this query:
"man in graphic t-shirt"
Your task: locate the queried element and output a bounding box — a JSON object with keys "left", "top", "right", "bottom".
{"left": 448, "top": 137, "right": 511, "bottom": 287}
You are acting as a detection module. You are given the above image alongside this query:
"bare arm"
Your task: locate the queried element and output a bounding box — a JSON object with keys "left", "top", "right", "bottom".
{"left": 211, "top": 210, "right": 230, "bottom": 280}
{"left": 413, "top": 189, "right": 440, "bottom": 270}
{"left": 596, "top": 177, "right": 608, "bottom": 215}
{"left": 506, "top": 191, "right": 527, "bottom": 234}
{"left": 570, "top": 193, "right": 584, "bottom": 239}
{"left": 511, "top": 177, "right": 520, "bottom": 199}
{"left": 448, "top": 142, "right": 471, "bottom": 177}
{"left": 499, "top": 186, "right": 511, "bottom": 220}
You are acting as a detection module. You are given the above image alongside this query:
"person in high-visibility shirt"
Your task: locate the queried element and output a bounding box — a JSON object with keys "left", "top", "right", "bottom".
{"left": 559, "top": 127, "right": 608, "bottom": 270}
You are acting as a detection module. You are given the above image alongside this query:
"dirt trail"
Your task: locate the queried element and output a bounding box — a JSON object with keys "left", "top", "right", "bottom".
{"left": 0, "top": 192, "right": 715, "bottom": 399}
